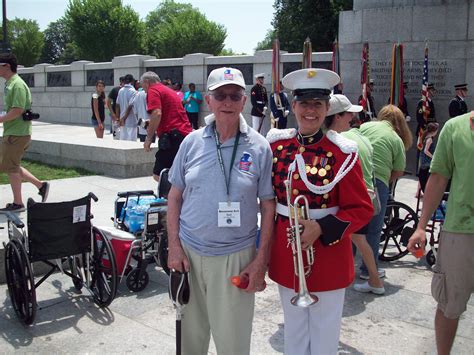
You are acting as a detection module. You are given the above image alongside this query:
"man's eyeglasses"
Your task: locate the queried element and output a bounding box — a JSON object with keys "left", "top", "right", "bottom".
{"left": 210, "top": 92, "right": 244, "bottom": 102}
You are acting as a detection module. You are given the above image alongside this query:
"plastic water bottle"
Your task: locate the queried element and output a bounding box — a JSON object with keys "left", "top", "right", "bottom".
{"left": 127, "top": 209, "right": 141, "bottom": 234}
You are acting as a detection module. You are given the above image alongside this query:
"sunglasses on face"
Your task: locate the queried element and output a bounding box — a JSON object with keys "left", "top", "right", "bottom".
{"left": 210, "top": 92, "right": 244, "bottom": 102}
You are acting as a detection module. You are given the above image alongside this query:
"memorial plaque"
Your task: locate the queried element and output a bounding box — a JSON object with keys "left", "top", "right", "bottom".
{"left": 19, "top": 73, "right": 34, "bottom": 87}
{"left": 146, "top": 66, "right": 183, "bottom": 84}
{"left": 283, "top": 61, "right": 332, "bottom": 76}
{"left": 47, "top": 71, "right": 72, "bottom": 87}
{"left": 370, "top": 59, "right": 455, "bottom": 98}
{"left": 87, "top": 69, "right": 114, "bottom": 86}
{"left": 207, "top": 64, "right": 253, "bottom": 85}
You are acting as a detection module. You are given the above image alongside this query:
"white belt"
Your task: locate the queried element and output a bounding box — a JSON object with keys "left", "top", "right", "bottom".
{"left": 276, "top": 203, "right": 339, "bottom": 220}
{"left": 256, "top": 101, "right": 264, "bottom": 104}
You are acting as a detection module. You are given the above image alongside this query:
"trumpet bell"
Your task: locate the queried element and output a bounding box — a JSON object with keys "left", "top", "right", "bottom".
{"left": 290, "top": 293, "right": 319, "bottom": 307}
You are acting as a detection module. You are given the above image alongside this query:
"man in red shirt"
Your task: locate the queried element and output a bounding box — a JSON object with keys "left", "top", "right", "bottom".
{"left": 140, "top": 71, "right": 192, "bottom": 182}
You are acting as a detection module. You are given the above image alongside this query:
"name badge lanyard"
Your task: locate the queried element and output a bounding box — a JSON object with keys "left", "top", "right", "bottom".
{"left": 214, "top": 124, "right": 240, "bottom": 204}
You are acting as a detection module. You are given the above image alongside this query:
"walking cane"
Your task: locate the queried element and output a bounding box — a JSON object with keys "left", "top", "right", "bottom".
{"left": 169, "top": 270, "right": 190, "bottom": 355}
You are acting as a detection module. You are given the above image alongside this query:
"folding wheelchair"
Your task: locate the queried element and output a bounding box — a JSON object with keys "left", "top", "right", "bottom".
{"left": 415, "top": 172, "right": 449, "bottom": 266}
{"left": 107, "top": 168, "right": 171, "bottom": 292}
{"left": 378, "top": 179, "right": 419, "bottom": 261}
{"left": 3, "top": 193, "right": 117, "bottom": 325}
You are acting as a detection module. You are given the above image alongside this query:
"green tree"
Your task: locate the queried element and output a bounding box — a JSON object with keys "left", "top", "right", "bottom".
{"left": 145, "top": 0, "right": 226, "bottom": 58}
{"left": 65, "top": 0, "right": 145, "bottom": 62}
{"left": 0, "top": 18, "right": 44, "bottom": 67}
{"left": 40, "top": 18, "right": 72, "bottom": 64}
{"left": 255, "top": 29, "right": 276, "bottom": 51}
{"left": 271, "top": 0, "right": 352, "bottom": 52}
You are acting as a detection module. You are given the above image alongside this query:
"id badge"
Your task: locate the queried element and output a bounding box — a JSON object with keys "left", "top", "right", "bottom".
{"left": 218, "top": 202, "right": 241, "bottom": 227}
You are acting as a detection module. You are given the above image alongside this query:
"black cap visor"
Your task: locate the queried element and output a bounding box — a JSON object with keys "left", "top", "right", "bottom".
{"left": 293, "top": 88, "right": 331, "bottom": 101}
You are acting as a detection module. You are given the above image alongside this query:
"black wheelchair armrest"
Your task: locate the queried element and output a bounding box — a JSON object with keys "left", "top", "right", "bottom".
{"left": 117, "top": 190, "right": 155, "bottom": 198}
{"left": 88, "top": 192, "right": 98, "bottom": 202}
{"left": 4, "top": 211, "right": 25, "bottom": 229}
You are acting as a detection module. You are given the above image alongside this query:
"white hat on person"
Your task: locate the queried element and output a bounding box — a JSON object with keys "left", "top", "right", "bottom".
{"left": 327, "top": 94, "right": 363, "bottom": 116}
{"left": 254, "top": 73, "right": 265, "bottom": 79}
{"left": 207, "top": 67, "right": 246, "bottom": 91}
{"left": 282, "top": 68, "right": 340, "bottom": 101}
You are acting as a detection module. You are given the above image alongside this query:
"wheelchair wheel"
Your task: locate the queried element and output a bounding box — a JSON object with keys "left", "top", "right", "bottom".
{"left": 88, "top": 227, "right": 118, "bottom": 307}
{"left": 426, "top": 249, "right": 437, "bottom": 266}
{"left": 126, "top": 268, "right": 149, "bottom": 292}
{"left": 379, "top": 201, "right": 418, "bottom": 262}
{"left": 158, "top": 232, "right": 170, "bottom": 275}
{"left": 4, "top": 238, "right": 37, "bottom": 325}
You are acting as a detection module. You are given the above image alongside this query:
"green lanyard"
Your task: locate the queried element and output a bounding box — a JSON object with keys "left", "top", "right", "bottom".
{"left": 213, "top": 124, "right": 241, "bottom": 201}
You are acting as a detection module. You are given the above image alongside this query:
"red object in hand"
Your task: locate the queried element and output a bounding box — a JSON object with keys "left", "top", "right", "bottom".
{"left": 230, "top": 275, "right": 249, "bottom": 289}
{"left": 413, "top": 248, "right": 424, "bottom": 259}
{"left": 230, "top": 275, "right": 267, "bottom": 290}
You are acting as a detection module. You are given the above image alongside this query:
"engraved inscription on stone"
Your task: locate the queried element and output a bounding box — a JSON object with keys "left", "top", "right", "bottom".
{"left": 146, "top": 66, "right": 183, "bottom": 84}
{"left": 370, "top": 60, "right": 453, "bottom": 97}
{"left": 47, "top": 72, "right": 72, "bottom": 87}
{"left": 87, "top": 69, "right": 114, "bottom": 86}
{"left": 283, "top": 61, "right": 332, "bottom": 76}
{"left": 19, "top": 74, "right": 34, "bottom": 88}
{"left": 207, "top": 64, "right": 253, "bottom": 85}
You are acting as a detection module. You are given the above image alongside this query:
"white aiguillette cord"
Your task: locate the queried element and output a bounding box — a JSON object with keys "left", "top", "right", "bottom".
{"left": 287, "top": 151, "right": 359, "bottom": 195}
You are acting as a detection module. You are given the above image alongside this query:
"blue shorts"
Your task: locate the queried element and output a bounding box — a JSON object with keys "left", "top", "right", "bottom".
{"left": 91, "top": 117, "right": 105, "bottom": 127}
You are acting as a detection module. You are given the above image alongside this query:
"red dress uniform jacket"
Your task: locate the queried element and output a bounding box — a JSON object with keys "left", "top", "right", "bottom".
{"left": 268, "top": 129, "right": 373, "bottom": 292}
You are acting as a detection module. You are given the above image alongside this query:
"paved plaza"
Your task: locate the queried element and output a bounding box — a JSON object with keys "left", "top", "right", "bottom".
{"left": 0, "top": 126, "right": 472, "bottom": 354}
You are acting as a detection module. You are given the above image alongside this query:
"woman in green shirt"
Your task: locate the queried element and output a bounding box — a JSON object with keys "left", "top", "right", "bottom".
{"left": 325, "top": 94, "right": 385, "bottom": 294}
{"left": 359, "top": 105, "right": 413, "bottom": 281}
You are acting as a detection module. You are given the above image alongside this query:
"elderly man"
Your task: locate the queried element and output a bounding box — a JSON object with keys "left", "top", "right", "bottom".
{"left": 167, "top": 67, "right": 275, "bottom": 354}
{"left": 140, "top": 71, "right": 192, "bottom": 182}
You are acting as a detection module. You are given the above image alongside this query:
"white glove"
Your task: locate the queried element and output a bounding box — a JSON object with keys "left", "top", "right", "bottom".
{"left": 405, "top": 115, "right": 411, "bottom": 122}
{"left": 274, "top": 117, "right": 279, "bottom": 122}
{"left": 263, "top": 106, "right": 268, "bottom": 115}
{"left": 284, "top": 110, "right": 290, "bottom": 117}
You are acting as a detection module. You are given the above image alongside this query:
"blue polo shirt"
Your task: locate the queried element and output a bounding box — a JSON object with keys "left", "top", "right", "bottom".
{"left": 169, "top": 114, "right": 274, "bottom": 256}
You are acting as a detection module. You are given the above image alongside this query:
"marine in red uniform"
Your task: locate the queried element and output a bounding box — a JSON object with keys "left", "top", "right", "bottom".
{"left": 267, "top": 68, "right": 373, "bottom": 355}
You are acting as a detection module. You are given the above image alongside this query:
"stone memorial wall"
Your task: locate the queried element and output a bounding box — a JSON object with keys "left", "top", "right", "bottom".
{"left": 0, "top": 52, "right": 332, "bottom": 128}
{"left": 339, "top": 0, "right": 474, "bottom": 172}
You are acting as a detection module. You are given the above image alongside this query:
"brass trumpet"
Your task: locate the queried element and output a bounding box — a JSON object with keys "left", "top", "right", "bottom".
{"left": 284, "top": 180, "right": 318, "bottom": 307}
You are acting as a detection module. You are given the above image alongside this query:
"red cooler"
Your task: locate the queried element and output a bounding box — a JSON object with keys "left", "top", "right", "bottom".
{"left": 97, "top": 226, "right": 137, "bottom": 274}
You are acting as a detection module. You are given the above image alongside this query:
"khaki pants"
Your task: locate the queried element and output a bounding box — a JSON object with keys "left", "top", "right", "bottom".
{"left": 181, "top": 243, "right": 256, "bottom": 355}
{"left": 0, "top": 135, "right": 31, "bottom": 173}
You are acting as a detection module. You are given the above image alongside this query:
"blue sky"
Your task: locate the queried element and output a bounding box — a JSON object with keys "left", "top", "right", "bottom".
{"left": 8, "top": 0, "right": 275, "bottom": 54}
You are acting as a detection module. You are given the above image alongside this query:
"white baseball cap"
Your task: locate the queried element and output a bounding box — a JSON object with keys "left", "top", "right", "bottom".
{"left": 207, "top": 67, "right": 246, "bottom": 91}
{"left": 327, "top": 94, "right": 363, "bottom": 116}
{"left": 282, "top": 68, "right": 340, "bottom": 101}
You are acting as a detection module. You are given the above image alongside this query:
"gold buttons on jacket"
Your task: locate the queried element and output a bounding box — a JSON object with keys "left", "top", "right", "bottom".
{"left": 326, "top": 152, "right": 333, "bottom": 158}
{"left": 299, "top": 146, "right": 306, "bottom": 153}
{"left": 323, "top": 179, "right": 329, "bottom": 185}
{"left": 277, "top": 145, "right": 283, "bottom": 151}
{"left": 323, "top": 193, "right": 329, "bottom": 199}
{"left": 293, "top": 173, "right": 300, "bottom": 180}
{"left": 273, "top": 157, "right": 278, "bottom": 163}
{"left": 318, "top": 168, "right": 327, "bottom": 177}
{"left": 321, "top": 204, "right": 327, "bottom": 209}
{"left": 293, "top": 189, "right": 299, "bottom": 195}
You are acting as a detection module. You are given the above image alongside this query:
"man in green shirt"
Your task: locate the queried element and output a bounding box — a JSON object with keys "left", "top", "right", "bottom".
{"left": 0, "top": 53, "right": 49, "bottom": 212}
{"left": 408, "top": 111, "right": 474, "bottom": 355}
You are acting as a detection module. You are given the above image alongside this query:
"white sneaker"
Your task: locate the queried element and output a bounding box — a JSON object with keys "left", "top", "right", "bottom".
{"left": 353, "top": 281, "right": 385, "bottom": 295}
{"left": 360, "top": 268, "right": 385, "bottom": 280}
